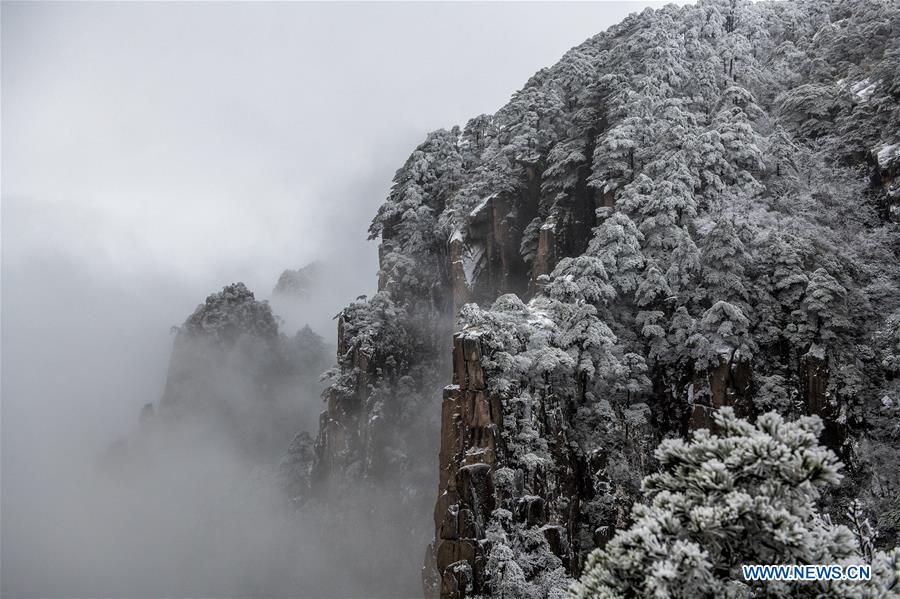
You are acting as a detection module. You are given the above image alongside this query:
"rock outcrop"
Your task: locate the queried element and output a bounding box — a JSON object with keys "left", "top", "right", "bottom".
{"left": 428, "top": 332, "right": 584, "bottom": 598}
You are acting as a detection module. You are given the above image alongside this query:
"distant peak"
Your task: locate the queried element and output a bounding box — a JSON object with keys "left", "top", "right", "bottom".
{"left": 273, "top": 261, "right": 320, "bottom": 298}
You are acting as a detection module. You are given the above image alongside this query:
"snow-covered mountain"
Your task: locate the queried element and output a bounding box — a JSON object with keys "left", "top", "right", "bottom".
{"left": 287, "top": 0, "right": 900, "bottom": 597}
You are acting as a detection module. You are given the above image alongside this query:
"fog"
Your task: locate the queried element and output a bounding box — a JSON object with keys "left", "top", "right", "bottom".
{"left": 1, "top": 2, "right": 667, "bottom": 597}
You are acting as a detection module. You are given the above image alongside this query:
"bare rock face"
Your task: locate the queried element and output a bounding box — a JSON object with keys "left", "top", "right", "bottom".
{"left": 803, "top": 353, "right": 845, "bottom": 450}
{"left": 530, "top": 217, "right": 557, "bottom": 293}
{"left": 449, "top": 233, "right": 473, "bottom": 316}
{"left": 688, "top": 358, "right": 753, "bottom": 432}
{"left": 458, "top": 192, "right": 530, "bottom": 309}
{"left": 313, "top": 309, "right": 381, "bottom": 480}
{"left": 429, "top": 335, "right": 500, "bottom": 597}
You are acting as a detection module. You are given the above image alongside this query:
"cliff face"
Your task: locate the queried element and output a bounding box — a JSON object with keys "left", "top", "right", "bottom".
{"left": 429, "top": 331, "right": 592, "bottom": 597}
{"left": 298, "top": 0, "right": 900, "bottom": 597}
{"left": 423, "top": 295, "right": 660, "bottom": 598}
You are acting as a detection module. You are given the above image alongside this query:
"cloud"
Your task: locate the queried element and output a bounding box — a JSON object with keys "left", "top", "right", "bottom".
{"left": 1, "top": 2, "right": 668, "bottom": 596}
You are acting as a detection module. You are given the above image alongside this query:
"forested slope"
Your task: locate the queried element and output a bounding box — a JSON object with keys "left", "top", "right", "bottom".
{"left": 293, "top": 1, "right": 900, "bottom": 597}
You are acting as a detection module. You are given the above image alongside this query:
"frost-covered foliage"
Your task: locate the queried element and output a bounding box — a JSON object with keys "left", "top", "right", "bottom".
{"left": 477, "top": 515, "right": 572, "bottom": 599}
{"left": 571, "top": 408, "right": 900, "bottom": 598}
{"left": 455, "top": 294, "right": 656, "bottom": 587}
{"left": 317, "top": 291, "right": 442, "bottom": 481}
{"left": 365, "top": 0, "right": 900, "bottom": 549}
{"left": 363, "top": 0, "right": 900, "bottom": 449}
{"left": 177, "top": 282, "right": 279, "bottom": 347}
{"left": 459, "top": 294, "right": 640, "bottom": 399}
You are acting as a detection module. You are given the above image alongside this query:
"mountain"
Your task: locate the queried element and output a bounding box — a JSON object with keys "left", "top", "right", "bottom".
{"left": 282, "top": 0, "right": 900, "bottom": 597}
{"left": 273, "top": 262, "right": 320, "bottom": 301}
{"left": 269, "top": 260, "right": 356, "bottom": 338}
{"left": 103, "top": 282, "right": 331, "bottom": 471}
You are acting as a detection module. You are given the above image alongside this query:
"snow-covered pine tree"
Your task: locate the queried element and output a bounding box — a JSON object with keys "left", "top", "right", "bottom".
{"left": 593, "top": 210, "right": 646, "bottom": 297}
{"left": 571, "top": 408, "right": 900, "bottom": 598}
{"left": 700, "top": 217, "right": 751, "bottom": 308}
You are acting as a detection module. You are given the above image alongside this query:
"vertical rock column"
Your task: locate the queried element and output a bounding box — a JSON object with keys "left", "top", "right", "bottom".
{"left": 529, "top": 216, "right": 557, "bottom": 294}
{"left": 314, "top": 312, "right": 370, "bottom": 482}
{"left": 427, "top": 332, "right": 502, "bottom": 599}
{"left": 449, "top": 233, "right": 472, "bottom": 317}
{"left": 688, "top": 358, "right": 752, "bottom": 432}
{"left": 804, "top": 353, "right": 843, "bottom": 450}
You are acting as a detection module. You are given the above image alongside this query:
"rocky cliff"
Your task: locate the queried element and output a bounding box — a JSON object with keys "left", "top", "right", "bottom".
{"left": 295, "top": 1, "right": 900, "bottom": 597}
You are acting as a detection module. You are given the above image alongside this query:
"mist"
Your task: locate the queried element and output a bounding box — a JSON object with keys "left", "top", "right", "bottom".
{"left": 1, "top": 2, "right": 668, "bottom": 597}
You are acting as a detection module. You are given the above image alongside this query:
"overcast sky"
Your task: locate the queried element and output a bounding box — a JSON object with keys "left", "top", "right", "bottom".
{"left": 4, "top": 2, "right": 671, "bottom": 289}
{"left": 1, "top": 0, "right": 670, "bottom": 495}
{"left": 5, "top": 3, "right": 682, "bottom": 595}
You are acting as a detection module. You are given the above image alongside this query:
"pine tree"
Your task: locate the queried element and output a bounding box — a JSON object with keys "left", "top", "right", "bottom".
{"left": 546, "top": 254, "right": 616, "bottom": 306}
{"left": 634, "top": 261, "right": 673, "bottom": 362}
{"left": 571, "top": 408, "right": 900, "bottom": 598}
{"left": 692, "top": 300, "right": 755, "bottom": 371}
{"left": 700, "top": 218, "right": 750, "bottom": 306}
{"left": 789, "top": 267, "right": 850, "bottom": 352}
{"left": 593, "top": 211, "right": 646, "bottom": 296}
{"left": 665, "top": 227, "right": 702, "bottom": 305}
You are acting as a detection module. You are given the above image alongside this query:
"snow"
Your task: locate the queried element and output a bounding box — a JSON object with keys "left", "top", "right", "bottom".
{"left": 573, "top": 409, "right": 857, "bottom": 598}
{"left": 806, "top": 343, "right": 826, "bottom": 360}
{"left": 876, "top": 143, "right": 899, "bottom": 168}
{"left": 469, "top": 193, "right": 497, "bottom": 218}
{"left": 540, "top": 215, "right": 557, "bottom": 232}
{"left": 525, "top": 301, "right": 555, "bottom": 330}
{"left": 850, "top": 78, "right": 876, "bottom": 101}
{"left": 462, "top": 243, "right": 485, "bottom": 285}
{"left": 520, "top": 452, "right": 550, "bottom": 470}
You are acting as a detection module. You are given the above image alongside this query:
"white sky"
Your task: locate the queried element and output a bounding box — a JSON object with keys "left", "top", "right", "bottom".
{"left": 4, "top": 5, "right": 680, "bottom": 593}
{"left": 3, "top": 1, "right": 670, "bottom": 291}
{"left": 1, "top": 0, "right": 672, "bottom": 453}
